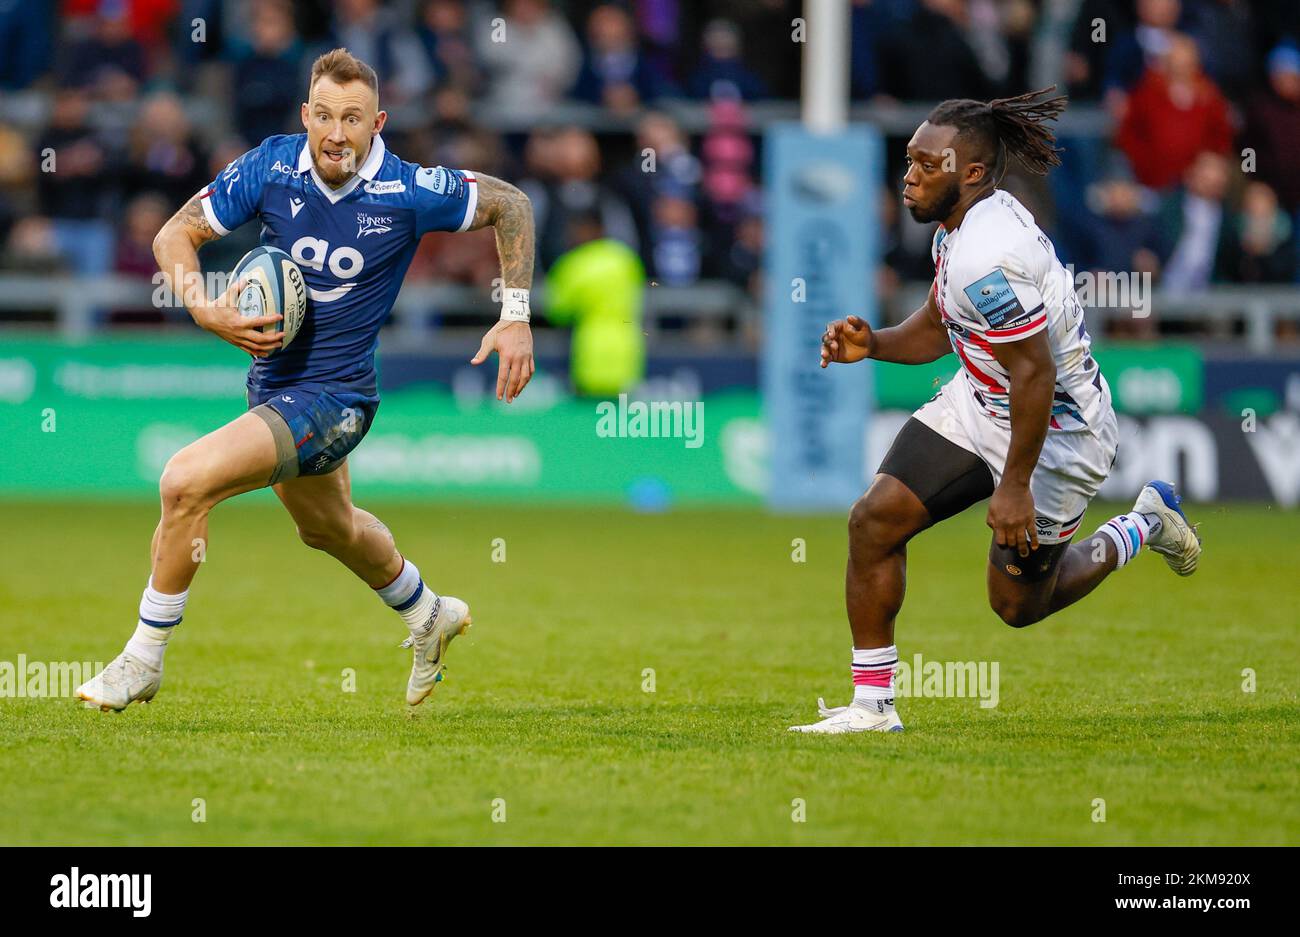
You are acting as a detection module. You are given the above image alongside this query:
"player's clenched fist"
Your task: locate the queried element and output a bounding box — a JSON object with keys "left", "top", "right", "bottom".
{"left": 820, "top": 315, "right": 874, "bottom": 368}
{"left": 471, "top": 319, "right": 535, "bottom": 403}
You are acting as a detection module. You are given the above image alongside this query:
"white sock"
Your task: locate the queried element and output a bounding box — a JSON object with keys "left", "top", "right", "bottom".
{"left": 1097, "top": 512, "right": 1154, "bottom": 568}
{"left": 851, "top": 645, "right": 897, "bottom": 711}
{"left": 124, "top": 578, "right": 186, "bottom": 669}
{"left": 375, "top": 558, "right": 440, "bottom": 633}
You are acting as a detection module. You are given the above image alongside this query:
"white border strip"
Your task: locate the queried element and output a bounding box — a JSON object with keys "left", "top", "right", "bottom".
{"left": 198, "top": 189, "right": 230, "bottom": 237}
{"left": 457, "top": 171, "right": 478, "bottom": 232}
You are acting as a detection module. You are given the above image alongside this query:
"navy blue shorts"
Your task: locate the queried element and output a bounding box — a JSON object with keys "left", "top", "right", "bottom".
{"left": 247, "top": 385, "right": 380, "bottom": 484}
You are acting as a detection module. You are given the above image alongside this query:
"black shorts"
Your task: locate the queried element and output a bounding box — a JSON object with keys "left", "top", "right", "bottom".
{"left": 877, "top": 417, "right": 995, "bottom": 524}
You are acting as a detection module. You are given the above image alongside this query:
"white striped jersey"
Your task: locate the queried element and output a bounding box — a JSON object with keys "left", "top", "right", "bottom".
{"left": 930, "top": 189, "right": 1110, "bottom": 433}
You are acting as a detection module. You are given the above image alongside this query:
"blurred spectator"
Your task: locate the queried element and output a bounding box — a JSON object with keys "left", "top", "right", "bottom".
{"left": 476, "top": 0, "right": 581, "bottom": 116}
{"left": 1, "top": 217, "right": 66, "bottom": 274}
{"left": 1065, "top": 0, "right": 1132, "bottom": 101}
{"left": 574, "top": 4, "right": 666, "bottom": 113}
{"left": 616, "top": 111, "right": 701, "bottom": 259}
{"left": 1114, "top": 33, "right": 1232, "bottom": 190}
{"left": 111, "top": 192, "right": 172, "bottom": 324}
{"left": 0, "top": 125, "right": 34, "bottom": 249}
{"left": 520, "top": 127, "right": 638, "bottom": 269}
{"left": 649, "top": 184, "right": 702, "bottom": 286}
{"left": 60, "top": 0, "right": 179, "bottom": 48}
{"left": 1181, "top": 0, "right": 1254, "bottom": 102}
{"left": 230, "top": 0, "right": 302, "bottom": 144}
{"left": 406, "top": 120, "right": 503, "bottom": 286}
{"left": 331, "top": 0, "right": 434, "bottom": 106}
{"left": 688, "top": 19, "right": 766, "bottom": 101}
{"left": 58, "top": 4, "right": 148, "bottom": 101}
{"left": 408, "top": 223, "right": 499, "bottom": 286}
{"left": 1240, "top": 42, "right": 1300, "bottom": 214}
{"left": 121, "top": 92, "right": 209, "bottom": 208}
{"left": 878, "top": 0, "right": 994, "bottom": 101}
{"left": 544, "top": 210, "right": 646, "bottom": 397}
{"left": 416, "top": 0, "right": 483, "bottom": 94}
{"left": 699, "top": 98, "right": 753, "bottom": 227}
{"left": 0, "top": 0, "right": 54, "bottom": 89}
{"left": 850, "top": 0, "right": 888, "bottom": 100}
{"left": 697, "top": 96, "right": 756, "bottom": 284}
{"left": 115, "top": 192, "right": 170, "bottom": 279}
{"left": 1102, "top": 0, "right": 1182, "bottom": 95}
{"left": 175, "top": 0, "right": 227, "bottom": 70}
{"left": 36, "top": 90, "right": 115, "bottom": 220}
{"left": 1217, "top": 181, "right": 1297, "bottom": 284}
{"left": 966, "top": 0, "right": 1036, "bottom": 96}
{"left": 1157, "top": 150, "right": 1232, "bottom": 294}
{"left": 1077, "top": 175, "right": 1164, "bottom": 280}
{"left": 633, "top": 0, "right": 681, "bottom": 91}
{"left": 717, "top": 192, "right": 763, "bottom": 300}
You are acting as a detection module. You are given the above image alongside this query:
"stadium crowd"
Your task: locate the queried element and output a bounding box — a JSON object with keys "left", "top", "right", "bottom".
{"left": 0, "top": 0, "right": 1297, "bottom": 336}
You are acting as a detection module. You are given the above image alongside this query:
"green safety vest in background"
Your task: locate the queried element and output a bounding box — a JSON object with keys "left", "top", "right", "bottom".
{"left": 544, "top": 238, "right": 646, "bottom": 397}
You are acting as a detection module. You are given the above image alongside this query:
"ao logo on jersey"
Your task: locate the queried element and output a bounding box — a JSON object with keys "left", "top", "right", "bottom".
{"left": 290, "top": 236, "right": 364, "bottom": 303}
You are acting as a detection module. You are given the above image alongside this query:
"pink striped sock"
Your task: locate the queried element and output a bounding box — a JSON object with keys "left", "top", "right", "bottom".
{"left": 852, "top": 645, "right": 897, "bottom": 707}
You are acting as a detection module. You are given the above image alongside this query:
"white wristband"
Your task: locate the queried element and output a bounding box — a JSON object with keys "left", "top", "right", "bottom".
{"left": 501, "top": 288, "right": 530, "bottom": 323}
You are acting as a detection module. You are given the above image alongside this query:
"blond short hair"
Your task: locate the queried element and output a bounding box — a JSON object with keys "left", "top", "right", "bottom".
{"left": 309, "top": 48, "right": 379, "bottom": 97}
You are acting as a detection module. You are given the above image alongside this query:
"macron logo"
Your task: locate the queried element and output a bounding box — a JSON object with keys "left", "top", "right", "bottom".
{"left": 290, "top": 197, "right": 304, "bottom": 218}
{"left": 50, "top": 867, "right": 151, "bottom": 918}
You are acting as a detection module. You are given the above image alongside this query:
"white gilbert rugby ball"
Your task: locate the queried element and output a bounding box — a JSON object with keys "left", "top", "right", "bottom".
{"left": 232, "top": 245, "right": 307, "bottom": 353}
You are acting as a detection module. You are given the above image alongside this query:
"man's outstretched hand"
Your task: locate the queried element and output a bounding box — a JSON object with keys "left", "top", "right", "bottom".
{"left": 471, "top": 320, "right": 534, "bottom": 402}
{"left": 820, "top": 315, "right": 874, "bottom": 368}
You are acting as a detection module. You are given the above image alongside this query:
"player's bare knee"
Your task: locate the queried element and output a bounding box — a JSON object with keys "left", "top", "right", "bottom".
{"left": 158, "top": 456, "right": 215, "bottom": 516}
{"left": 849, "top": 490, "right": 914, "bottom": 552}
{"left": 297, "top": 517, "right": 354, "bottom": 552}
{"left": 991, "top": 596, "right": 1045, "bottom": 629}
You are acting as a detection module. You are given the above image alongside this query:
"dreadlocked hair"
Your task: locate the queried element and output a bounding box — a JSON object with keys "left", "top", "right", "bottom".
{"left": 927, "top": 87, "right": 1067, "bottom": 182}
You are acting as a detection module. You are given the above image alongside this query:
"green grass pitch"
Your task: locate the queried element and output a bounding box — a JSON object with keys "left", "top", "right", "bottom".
{"left": 1, "top": 497, "right": 1296, "bottom": 845}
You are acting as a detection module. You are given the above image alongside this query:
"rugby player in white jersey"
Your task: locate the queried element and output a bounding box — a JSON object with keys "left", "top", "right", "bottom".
{"left": 792, "top": 89, "right": 1202, "bottom": 734}
{"left": 76, "top": 49, "right": 535, "bottom": 712}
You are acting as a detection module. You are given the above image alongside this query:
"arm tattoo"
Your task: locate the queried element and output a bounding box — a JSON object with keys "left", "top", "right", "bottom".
{"left": 467, "top": 172, "right": 535, "bottom": 290}
{"left": 174, "top": 193, "right": 218, "bottom": 243}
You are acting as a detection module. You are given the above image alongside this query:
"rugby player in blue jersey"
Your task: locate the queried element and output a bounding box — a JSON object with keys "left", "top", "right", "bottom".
{"left": 77, "top": 49, "right": 535, "bottom": 711}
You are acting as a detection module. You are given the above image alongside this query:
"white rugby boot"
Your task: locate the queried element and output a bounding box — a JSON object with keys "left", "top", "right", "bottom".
{"left": 401, "top": 595, "right": 472, "bottom": 706}
{"left": 789, "top": 697, "right": 904, "bottom": 734}
{"left": 1134, "top": 480, "right": 1202, "bottom": 576}
{"left": 75, "top": 652, "right": 161, "bottom": 712}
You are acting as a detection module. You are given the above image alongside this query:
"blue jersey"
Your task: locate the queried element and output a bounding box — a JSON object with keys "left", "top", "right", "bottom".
{"left": 198, "top": 133, "right": 477, "bottom": 398}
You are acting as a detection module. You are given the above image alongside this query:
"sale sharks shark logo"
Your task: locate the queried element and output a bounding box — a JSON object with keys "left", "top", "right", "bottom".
{"left": 356, "top": 211, "right": 393, "bottom": 238}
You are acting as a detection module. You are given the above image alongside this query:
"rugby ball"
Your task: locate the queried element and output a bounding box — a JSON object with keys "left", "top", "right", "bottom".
{"left": 231, "top": 245, "right": 307, "bottom": 353}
